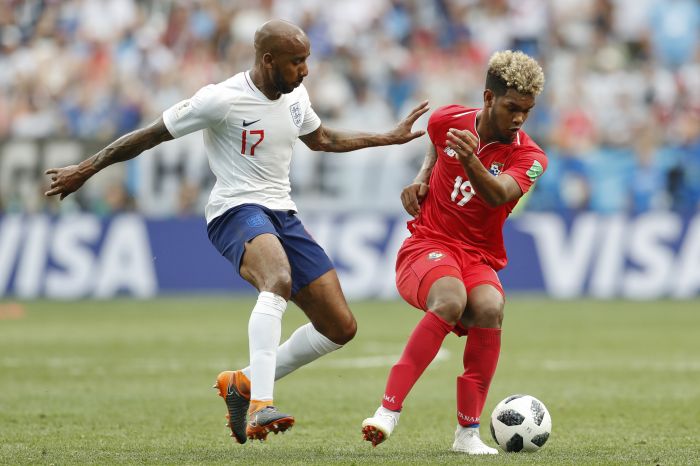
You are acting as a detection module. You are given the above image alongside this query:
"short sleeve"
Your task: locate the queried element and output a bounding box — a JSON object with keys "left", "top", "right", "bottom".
{"left": 427, "top": 106, "right": 448, "bottom": 144}
{"left": 299, "top": 104, "right": 321, "bottom": 136}
{"left": 162, "top": 84, "right": 230, "bottom": 139}
{"left": 427, "top": 105, "right": 464, "bottom": 144}
{"left": 299, "top": 87, "right": 321, "bottom": 136}
{"left": 502, "top": 150, "right": 548, "bottom": 194}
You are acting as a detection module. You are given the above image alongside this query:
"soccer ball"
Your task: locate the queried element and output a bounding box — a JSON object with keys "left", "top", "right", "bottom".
{"left": 489, "top": 394, "right": 552, "bottom": 452}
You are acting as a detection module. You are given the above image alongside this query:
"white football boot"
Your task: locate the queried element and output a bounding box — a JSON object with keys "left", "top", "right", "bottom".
{"left": 452, "top": 425, "right": 499, "bottom": 455}
{"left": 361, "top": 406, "right": 400, "bottom": 446}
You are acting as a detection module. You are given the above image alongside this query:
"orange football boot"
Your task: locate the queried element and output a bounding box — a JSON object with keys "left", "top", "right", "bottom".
{"left": 214, "top": 371, "right": 251, "bottom": 444}
{"left": 246, "top": 401, "right": 295, "bottom": 441}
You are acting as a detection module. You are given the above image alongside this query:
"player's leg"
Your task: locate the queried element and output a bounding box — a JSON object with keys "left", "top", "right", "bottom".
{"left": 227, "top": 212, "right": 353, "bottom": 436}
{"left": 233, "top": 234, "right": 297, "bottom": 440}
{"left": 236, "top": 269, "right": 353, "bottom": 383}
{"left": 381, "top": 276, "right": 466, "bottom": 411}
{"left": 453, "top": 273, "right": 504, "bottom": 455}
{"left": 208, "top": 205, "right": 294, "bottom": 442}
{"left": 457, "top": 283, "right": 504, "bottom": 423}
{"left": 272, "top": 211, "right": 357, "bottom": 374}
{"left": 239, "top": 210, "right": 354, "bottom": 383}
{"left": 363, "top": 244, "right": 466, "bottom": 446}
{"left": 280, "top": 268, "right": 356, "bottom": 372}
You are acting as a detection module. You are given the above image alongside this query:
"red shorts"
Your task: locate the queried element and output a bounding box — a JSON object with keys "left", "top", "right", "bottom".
{"left": 395, "top": 236, "right": 504, "bottom": 336}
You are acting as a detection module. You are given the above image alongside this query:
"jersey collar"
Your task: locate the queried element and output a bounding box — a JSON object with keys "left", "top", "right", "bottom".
{"left": 244, "top": 70, "right": 274, "bottom": 102}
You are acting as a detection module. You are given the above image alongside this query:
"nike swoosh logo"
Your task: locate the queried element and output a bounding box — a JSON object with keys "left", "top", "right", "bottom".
{"left": 242, "top": 119, "right": 261, "bottom": 127}
{"left": 227, "top": 384, "right": 235, "bottom": 396}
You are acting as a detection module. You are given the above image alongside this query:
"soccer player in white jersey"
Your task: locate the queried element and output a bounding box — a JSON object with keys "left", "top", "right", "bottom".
{"left": 45, "top": 19, "right": 429, "bottom": 443}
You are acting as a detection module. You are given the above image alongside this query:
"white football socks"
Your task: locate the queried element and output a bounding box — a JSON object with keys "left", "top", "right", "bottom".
{"left": 248, "top": 291, "right": 287, "bottom": 401}
{"left": 275, "top": 323, "right": 343, "bottom": 378}
{"left": 242, "top": 322, "right": 343, "bottom": 381}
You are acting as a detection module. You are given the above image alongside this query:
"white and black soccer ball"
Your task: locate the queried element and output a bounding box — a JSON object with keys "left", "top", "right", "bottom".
{"left": 489, "top": 394, "right": 552, "bottom": 452}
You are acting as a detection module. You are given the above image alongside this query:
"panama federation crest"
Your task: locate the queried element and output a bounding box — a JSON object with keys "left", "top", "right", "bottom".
{"left": 489, "top": 162, "right": 504, "bottom": 176}
{"left": 289, "top": 102, "right": 303, "bottom": 127}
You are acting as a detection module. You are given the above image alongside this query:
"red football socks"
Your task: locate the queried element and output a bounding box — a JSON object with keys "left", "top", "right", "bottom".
{"left": 456, "top": 327, "right": 501, "bottom": 426}
{"left": 382, "top": 311, "right": 454, "bottom": 411}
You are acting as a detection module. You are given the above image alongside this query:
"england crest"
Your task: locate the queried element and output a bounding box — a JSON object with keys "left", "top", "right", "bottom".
{"left": 289, "top": 102, "right": 303, "bottom": 127}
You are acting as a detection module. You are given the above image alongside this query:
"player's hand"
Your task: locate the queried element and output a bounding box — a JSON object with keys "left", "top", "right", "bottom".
{"left": 401, "top": 182, "right": 429, "bottom": 217}
{"left": 446, "top": 128, "right": 478, "bottom": 162}
{"left": 387, "top": 100, "right": 430, "bottom": 144}
{"left": 44, "top": 165, "right": 89, "bottom": 200}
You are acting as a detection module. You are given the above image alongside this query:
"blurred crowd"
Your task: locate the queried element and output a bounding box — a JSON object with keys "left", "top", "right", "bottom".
{"left": 1, "top": 0, "right": 700, "bottom": 215}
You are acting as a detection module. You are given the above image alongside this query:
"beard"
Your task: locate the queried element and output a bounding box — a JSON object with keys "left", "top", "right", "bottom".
{"left": 272, "top": 68, "right": 294, "bottom": 94}
{"left": 489, "top": 111, "right": 515, "bottom": 143}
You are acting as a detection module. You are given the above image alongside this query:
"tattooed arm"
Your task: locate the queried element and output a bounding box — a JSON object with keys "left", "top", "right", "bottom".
{"left": 45, "top": 117, "right": 173, "bottom": 199}
{"left": 299, "top": 101, "right": 429, "bottom": 152}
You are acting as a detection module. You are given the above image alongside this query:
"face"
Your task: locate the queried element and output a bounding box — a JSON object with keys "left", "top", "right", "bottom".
{"left": 268, "top": 36, "right": 310, "bottom": 95}
{"left": 485, "top": 88, "right": 536, "bottom": 143}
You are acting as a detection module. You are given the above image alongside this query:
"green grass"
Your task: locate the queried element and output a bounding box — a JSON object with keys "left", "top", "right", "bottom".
{"left": 1, "top": 297, "right": 699, "bottom": 465}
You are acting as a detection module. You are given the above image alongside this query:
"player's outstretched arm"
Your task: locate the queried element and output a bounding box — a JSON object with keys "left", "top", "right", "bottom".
{"left": 401, "top": 143, "right": 436, "bottom": 217}
{"left": 45, "top": 117, "right": 174, "bottom": 200}
{"left": 300, "top": 101, "right": 429, "bottom": 152}
{"left": 446, "top": 128, "right": 522, "bottom": 206}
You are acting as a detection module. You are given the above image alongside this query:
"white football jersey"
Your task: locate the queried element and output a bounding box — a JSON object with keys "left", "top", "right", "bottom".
{"left": 162, "top": 71, "right": 321, "bottom": 222}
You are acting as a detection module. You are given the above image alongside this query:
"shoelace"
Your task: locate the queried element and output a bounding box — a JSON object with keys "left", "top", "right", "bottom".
{"left": 377, "top": 411, "right": 398, "bottom": 428}
{"left": 457, "top": 428, "right": 479, "bottom": 439}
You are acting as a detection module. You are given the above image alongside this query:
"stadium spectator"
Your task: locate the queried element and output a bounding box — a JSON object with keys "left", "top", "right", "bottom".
{"left": 2, "top": 0, "right": 700, "bottom": 215}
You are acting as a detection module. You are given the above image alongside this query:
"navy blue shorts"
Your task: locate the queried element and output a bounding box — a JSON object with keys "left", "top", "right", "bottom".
{"left": 207, "top": 203, "right": 334, "bottom": 296}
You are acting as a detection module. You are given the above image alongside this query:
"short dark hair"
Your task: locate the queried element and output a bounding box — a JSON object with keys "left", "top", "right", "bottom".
{"left": 485, "top": 72, "right": 509, "bottom": 97}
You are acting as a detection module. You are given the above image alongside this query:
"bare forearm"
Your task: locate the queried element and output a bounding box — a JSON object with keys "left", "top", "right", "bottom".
{"left": 301, "top": 101, "right": 428, "bottom": 152}
{"left": 79, "top": 118, "right": 173, "bottom": 175}
{"left": 304, "top": 127, "right": 393, "bottom": 152}
{"left": 45, "top": 117, "right": 173, "bottom": 199}
{"left": 460, "top": 156, "right": 508, "bottom": 206}
{"left": 414, "top": 146, "right": 437, "bottom": 184}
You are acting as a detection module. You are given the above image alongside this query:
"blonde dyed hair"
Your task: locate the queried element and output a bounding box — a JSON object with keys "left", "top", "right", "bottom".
{"left": 487, "top": 50, "right": 544, "bottom": 96}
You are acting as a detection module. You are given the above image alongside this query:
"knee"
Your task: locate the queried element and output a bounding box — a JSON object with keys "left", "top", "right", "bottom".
{"left": 472, "top": 301, "right": 504, "bottom": 328}
{"left": 425, "top": 277, "right": 467, "bottom": 326}
{"left": 428, "top": 296, "right": 467, "bottom": 326}
{"left": 260, "top": 270, "right": 292, "bottom": 300}
{"left": 326, "top": 314, "right": 357, "bottom": 345}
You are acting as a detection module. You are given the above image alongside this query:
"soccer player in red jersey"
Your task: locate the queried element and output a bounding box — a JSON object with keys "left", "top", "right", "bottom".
{"left": 362, "top": 50, "right": 547, "bottom": 455}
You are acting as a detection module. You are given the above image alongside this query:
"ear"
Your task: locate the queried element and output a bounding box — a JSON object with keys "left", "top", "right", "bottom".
{"left": 262, "top": 52, "right": 274, "bottom": 69}
{"left": 483, "top": 89, "right": 495, "bottom": 108}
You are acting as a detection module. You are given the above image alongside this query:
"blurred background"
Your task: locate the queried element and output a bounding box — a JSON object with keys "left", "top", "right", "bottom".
{"left": 1, "top": 0, "right": 699, "bottom": 300}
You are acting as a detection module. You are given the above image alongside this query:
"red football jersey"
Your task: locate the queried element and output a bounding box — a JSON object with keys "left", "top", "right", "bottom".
{"left": 408, "top": 105, "right": 548, "bottom": 270}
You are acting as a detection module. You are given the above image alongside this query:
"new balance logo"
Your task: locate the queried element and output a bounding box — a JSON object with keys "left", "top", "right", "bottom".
{"left": 243, "top": 119, "right": 261, "bottom": 127}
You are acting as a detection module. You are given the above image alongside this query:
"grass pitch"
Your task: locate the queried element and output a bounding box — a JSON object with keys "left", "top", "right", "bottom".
{"left": 1, "top": 297, "right": 699, "bottom": 465}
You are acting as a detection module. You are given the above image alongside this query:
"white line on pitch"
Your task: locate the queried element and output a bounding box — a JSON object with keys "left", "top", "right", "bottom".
{"left": 323, "top": 348, "right": 451, "bottom": 369}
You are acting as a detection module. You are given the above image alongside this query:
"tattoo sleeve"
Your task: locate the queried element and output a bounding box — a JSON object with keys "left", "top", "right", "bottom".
{"left": 299, "top": 126, "right": 391, "bottom": 153}
{"left": 80, "top": 117, "right": 174, "bottom": 175}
